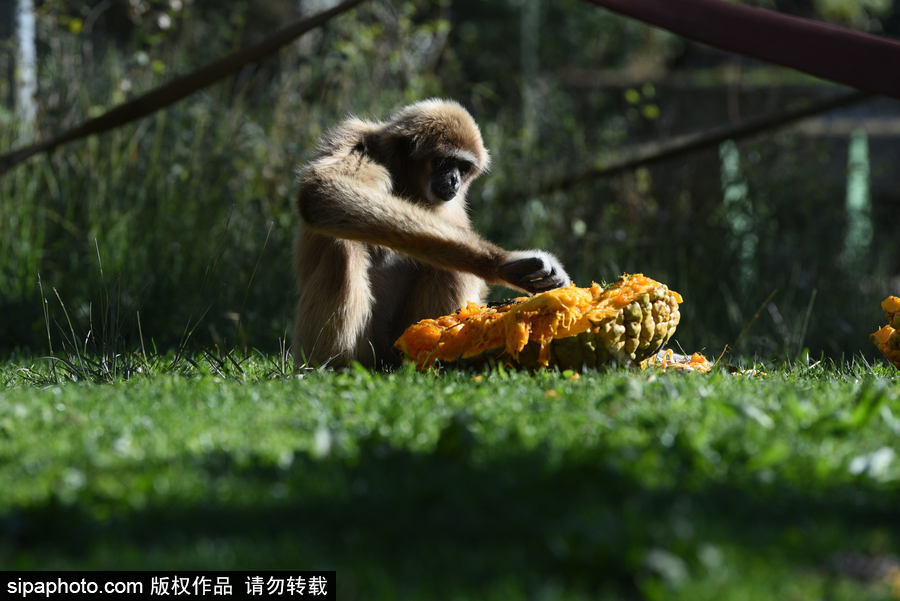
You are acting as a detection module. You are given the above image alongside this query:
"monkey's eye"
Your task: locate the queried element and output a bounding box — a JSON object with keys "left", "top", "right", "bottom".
{"left": 432, "top": 156, "right": 475, "bottom": 178}
{"left": 431, "top": 156, "right": 453, "bottom": 171}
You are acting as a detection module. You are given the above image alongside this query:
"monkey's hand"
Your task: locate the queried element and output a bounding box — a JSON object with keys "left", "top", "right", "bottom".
{"left": 498, "top": 250, "right": 571, "bottom": 293}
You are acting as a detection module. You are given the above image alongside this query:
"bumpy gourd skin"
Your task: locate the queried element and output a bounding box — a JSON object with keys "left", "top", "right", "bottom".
{"left": 395, "top": 274, "right": 682, "bottom": 370}
{"left": 871, "top": 296, "right": 900, "bottom": 369}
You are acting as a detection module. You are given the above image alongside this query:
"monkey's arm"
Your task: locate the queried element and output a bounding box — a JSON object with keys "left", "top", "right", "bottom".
{"left": 299, "top": 173, "right": 502, "bottom": 277}
{"left": 298, "top": 172, "right": 569, "bottom": 292}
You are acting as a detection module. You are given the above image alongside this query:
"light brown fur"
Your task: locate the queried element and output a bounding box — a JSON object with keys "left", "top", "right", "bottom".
{"left": 293, "top": 99, "right": 568, "bottom": 368}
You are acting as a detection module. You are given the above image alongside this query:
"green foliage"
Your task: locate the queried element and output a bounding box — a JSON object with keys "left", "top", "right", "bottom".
{"left": 741, "top": 0, "right": 893, "bottom": 28}
{"left": 1, "top": 1, "right": 898, "bottom": 364}
{"left": 1, "top": 357, "right": 899, "bottom": 599}
{"left": 0, "top": 1, "right": 454, "bottom": 353}
{"left": 3, "top": 2, "right": 900, "bottom": 598}
{"left": 814, "top": 0, "right": 892, "bottom": 27}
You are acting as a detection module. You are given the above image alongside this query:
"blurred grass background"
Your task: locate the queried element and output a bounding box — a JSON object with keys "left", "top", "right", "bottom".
{"left": 0, "top": 0, "right": 898, "bottom": 360}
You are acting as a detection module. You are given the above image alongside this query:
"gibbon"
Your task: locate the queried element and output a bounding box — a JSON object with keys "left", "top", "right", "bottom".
{"left": 293, "top": 99, "right": 569, "bottom": 368}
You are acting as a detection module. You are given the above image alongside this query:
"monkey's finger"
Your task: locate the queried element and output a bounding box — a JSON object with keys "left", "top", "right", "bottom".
{"left": 534, "top": 263, "right": 571, "bottom": 289}
{"left": 517, "top": 271, "right": 564, "bottom": 292}
{"left": 526, "top": 268, "right": 559, "bottom": 285}
{"left": 523, "top": 264, "right": 554, "bottom": 280}
{"left": 529, "top": 276, "right": 568, "bottom": 292}
{"left": 526, "top": 267, "right": 556, "bottom": 282}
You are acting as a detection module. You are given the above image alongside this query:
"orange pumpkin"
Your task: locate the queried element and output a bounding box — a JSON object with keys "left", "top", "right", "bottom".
{"left": 640, "top": 350, "right": 713, "bottom": 373}
{"left": 395, "top": 273, "right": 683, "bottom": 370}
{"left": 871, "top": 296, "right": 900, "bottom": 369}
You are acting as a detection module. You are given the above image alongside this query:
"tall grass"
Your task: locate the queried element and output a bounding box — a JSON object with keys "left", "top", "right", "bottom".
{"left": 0, "top": 1, "right": 897, "bottom": 363}
{"left": 0, "top": 4, "right": 426, "bottom": 355}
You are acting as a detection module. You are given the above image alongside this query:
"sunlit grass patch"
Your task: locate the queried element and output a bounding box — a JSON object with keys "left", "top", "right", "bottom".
{"left": 0, "top": 355, "right": 897, "bottom": 599}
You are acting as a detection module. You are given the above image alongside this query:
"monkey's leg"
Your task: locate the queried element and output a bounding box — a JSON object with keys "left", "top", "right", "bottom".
{"left": 396, "top": 264, "right": 487, "bottom": 341}
{"left": 294, "top": 238, "right": 376, "bottom": 368}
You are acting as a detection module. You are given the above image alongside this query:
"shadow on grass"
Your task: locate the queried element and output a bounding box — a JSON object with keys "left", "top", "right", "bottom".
{"left": 3, "top": 422, "right": 899, "bottom": 598}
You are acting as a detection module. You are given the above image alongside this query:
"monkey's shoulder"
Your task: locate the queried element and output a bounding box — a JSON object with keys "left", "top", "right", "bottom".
{"left": 314, "top": 117, "right": 383, "bottom": 156}
{"left": 302, "top": 153, "right": 390, "bottom": 194}
{"left": 301, "top": 134, "right": 393, "bottom": 196}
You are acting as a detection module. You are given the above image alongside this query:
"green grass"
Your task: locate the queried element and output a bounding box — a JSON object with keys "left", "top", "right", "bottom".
{"left": 1, "top": 356, "right": 898, "bottom": 600}
{"left": 3, "top": 4, "right": 898, "bottom": 597}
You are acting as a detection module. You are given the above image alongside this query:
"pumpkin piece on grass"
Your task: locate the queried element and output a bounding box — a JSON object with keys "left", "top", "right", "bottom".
{"left": 871, "top": 295, "right": 900, "bottom": 369}
{"left": 394, "top": 273, "right": 682, "bottom": 370}
{"left": 640, "top": 350, "right": 713, "bottom": 373}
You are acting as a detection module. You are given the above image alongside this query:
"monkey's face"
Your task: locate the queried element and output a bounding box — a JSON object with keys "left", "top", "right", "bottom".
{"left": 426, "top": 154, "right": 477, "bottom": 204}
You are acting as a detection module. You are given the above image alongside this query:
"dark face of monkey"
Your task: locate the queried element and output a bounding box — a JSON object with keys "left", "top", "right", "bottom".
{"left": 429, "top": 156, "right": 474, "bottom": 202}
